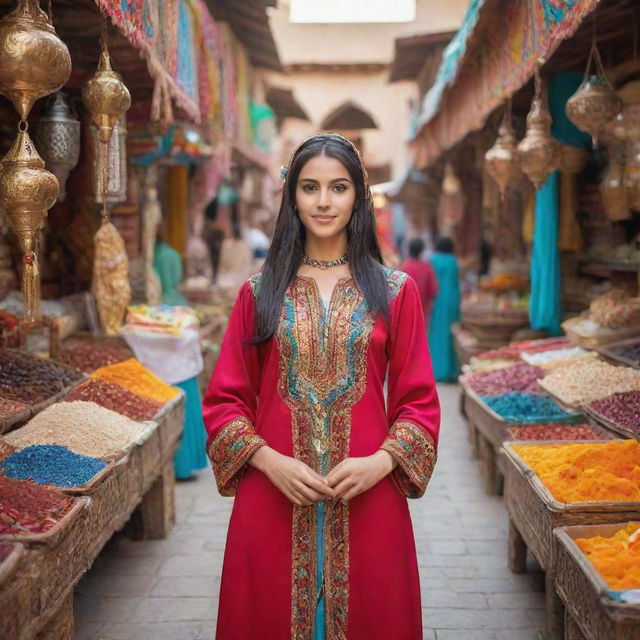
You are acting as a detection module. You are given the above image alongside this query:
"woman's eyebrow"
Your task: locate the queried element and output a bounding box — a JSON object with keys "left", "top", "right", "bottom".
{"left": 298, "top": 177, "right": 353, "bottom": 184}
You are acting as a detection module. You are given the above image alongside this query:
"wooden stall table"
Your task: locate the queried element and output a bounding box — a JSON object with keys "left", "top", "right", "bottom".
{"left": 554, "top": 523, "right": 640, "bottom": 640}
{"left": 0, "top": 394, "right": 184, "bottom": 638}
{"left": 460, "top": 381, "right": 509, "bottom": 492}
{"left": 503, "top": 443, "right": 640, "bottom": 640}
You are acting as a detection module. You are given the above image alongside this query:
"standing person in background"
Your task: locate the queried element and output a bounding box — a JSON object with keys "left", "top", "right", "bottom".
{"left": 428, "top": 237, "right": 461, "bottom": 382}
{"left": 400, "top": 238, "right": 438, "bottom": 330}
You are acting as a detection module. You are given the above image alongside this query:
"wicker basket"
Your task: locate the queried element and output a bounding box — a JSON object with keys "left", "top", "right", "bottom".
{"left": 0, "top": 548, "right": 37, "bottom": 638}
{"left": 584, "top": 406, "right": 640, "bottom": 442}
{"left": 0, "top": 496, "right": 89, "bottom": 547}
{"left": 154, "top": 390, "right": 185, "bottom": 460}
{"left": 554, "top": 523, "right": 640, "bottom": 640}
{"left": 562, "top": 315, "right": 640, "bottom": 349}
{"left": 462, "top": 308, "right": 529, "bottom": 342}
{"left": 34, "top": 592, "right": 74, "bottom": 640}
{"left": 503, "top": 443, "right": 640, "bottom": 572}
{"left": 0, "top": 542, "right": 25, "bottom": 588}
{"left": 594, "top": 338, "right": 640, "bottom": 370}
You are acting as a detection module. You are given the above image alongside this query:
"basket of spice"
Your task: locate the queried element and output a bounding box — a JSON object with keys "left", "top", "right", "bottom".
{"left": 0, "top": 350, "right": 85, "bottom": 433}
{"left": 0, "top": 444, "right": 113, "bottom": 495}
{"left": 56, "top": 338, "right": 133, "bottom": 374}
{"left": 554, "top": 522, "right": 640, "bottom": 640}
{"left": 537, "top": 358, "right": 640, "bottom": 411}
{"left": 503, "top": 440, "right": 640, "bottom": 639}
{"left": 595, "top": 339, "right": 640, "bottom": 371}
{"left": 584, "top": 390, "right": 640, "bottom": 441}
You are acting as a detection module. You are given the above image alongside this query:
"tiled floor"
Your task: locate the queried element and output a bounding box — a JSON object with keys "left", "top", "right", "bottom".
{"left": 74, "top": 383, "right": 544, "bottom": 639}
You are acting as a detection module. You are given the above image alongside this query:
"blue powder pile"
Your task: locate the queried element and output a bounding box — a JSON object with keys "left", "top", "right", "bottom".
{"left": 0, "top": 444, "right": 107, "bottom": 488}
{"left": 480, "top": 392, "right": 580, "bottom": 423}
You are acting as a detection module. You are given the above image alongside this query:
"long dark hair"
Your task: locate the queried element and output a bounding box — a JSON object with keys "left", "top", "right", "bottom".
{"left": 254, "top": 133, "right": 388, "bottom": 344}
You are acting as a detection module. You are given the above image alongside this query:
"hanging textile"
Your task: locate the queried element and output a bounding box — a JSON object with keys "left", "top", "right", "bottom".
{"left": 530, "top": 171, "right": 562, "bottom": 334}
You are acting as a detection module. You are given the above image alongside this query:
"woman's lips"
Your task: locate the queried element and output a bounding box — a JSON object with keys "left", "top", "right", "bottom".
{"left": 313, "top": 215, "right": 335, "bottom": 223}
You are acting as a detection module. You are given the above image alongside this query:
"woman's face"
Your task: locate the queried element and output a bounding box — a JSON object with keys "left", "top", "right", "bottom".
{"left": 295, "top": 153, "right": 356, "bottom": 242}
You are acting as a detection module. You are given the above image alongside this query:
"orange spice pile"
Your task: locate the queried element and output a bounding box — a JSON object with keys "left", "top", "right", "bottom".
{"left": 91, "top": 359, "right": 179, "bottom": 404}
{"left": 511, "top": 441, "right": 640, "bottom": 503}
{"left": 576, "top": 523, "right": 640, "bottom": 590}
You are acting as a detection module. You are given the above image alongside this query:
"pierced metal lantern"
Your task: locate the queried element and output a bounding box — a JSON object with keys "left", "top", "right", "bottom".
{"left": 0, "top": 0, "right": 71, "bottom": 121}
{"left": 485, "top": 109, "right": 520, "bottom": 196}
{"left": 0, "top": 128, "right": 59, "bottom": 321}
{"left": 34, "top": 92, "right": 80, "bottom": 202}
{"left": 91, "top": 115, "right": 127, "bottom": 205}
{"left": 518, "top": 78, "right": 560, "bottom": 190}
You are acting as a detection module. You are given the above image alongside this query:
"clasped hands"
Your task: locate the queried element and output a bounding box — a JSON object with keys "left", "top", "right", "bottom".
{"left": 249, "top": 446, "right": 397, "bottom": 506}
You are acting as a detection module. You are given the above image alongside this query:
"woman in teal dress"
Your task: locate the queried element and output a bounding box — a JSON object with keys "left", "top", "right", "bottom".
{"left": 153, "top": 239, "right": 208, "bottom": 479}
{"left": 428, "top": 237, "right": 461, "bottom": 382}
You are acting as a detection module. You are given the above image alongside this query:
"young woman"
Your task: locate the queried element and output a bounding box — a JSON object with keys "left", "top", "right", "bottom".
{"left": 203, "top": 133, "right": 440, "bottom": 639}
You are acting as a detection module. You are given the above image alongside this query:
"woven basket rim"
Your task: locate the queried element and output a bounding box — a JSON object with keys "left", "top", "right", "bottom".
{"left": 0, "top": 541, "right": 25, "bottom": 588}
{"left": 583, "top": 405, "right": 640, "bottom": 442}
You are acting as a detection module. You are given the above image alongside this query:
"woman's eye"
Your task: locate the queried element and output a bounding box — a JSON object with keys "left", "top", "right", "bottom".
{"left": 302, "top": 184, "right": 317, "bottom": 192}
{"left": 333, "top": 184, "right": 347, "bottom": 193}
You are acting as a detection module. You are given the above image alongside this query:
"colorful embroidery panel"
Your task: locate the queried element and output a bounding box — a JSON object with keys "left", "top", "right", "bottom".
{"left": 277, "top": 276, "right": 373, "bottom": 640}
{"left": 207, "top": 416, "right": 266, "bottom": 497}
{"left": 382, "top": 421, "right": 437, "bottom": 499}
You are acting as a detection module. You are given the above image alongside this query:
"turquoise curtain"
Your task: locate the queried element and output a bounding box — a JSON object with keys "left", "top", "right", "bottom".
{"left": 530, "top": 171, "right": 562, "bottom": 334}
{"left": 529, "top": 73, "right": 590, "bottom": 335}
{"left": 428, "top": 252, "right": 461, "bottom": 382}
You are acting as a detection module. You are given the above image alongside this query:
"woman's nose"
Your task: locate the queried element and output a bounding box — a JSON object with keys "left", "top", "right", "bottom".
{"left": 317, "top": 188, "right": 330, "bottom": 208}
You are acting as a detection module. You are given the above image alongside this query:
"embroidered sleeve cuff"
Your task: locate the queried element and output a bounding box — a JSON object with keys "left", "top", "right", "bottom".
{"left": 381, "top": 420, "right": 437, "bottom": 499}
{"left": 207, "top": 416, "right": 266, "bottom": 497}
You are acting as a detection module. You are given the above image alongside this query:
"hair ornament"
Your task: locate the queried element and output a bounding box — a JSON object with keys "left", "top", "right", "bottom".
{"left": 279, "top": 166, "right": 288, "bottom": 181}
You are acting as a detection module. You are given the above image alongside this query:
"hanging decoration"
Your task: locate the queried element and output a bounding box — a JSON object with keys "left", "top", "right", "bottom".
{"left": 34, "top": 92, "right": 80, "bottom": 202}
{"left": 484, "top": 101, "right": 520, "bottom": 196}
{"left": 566, "top": 37, "right": 621, "bottom": 146}
{"left": 92, "top": 115, "right": 128, "bottom": 206}
{"left": 0, "top": 0, "right": 71, "bottom": 121}
{"left": 518, "top": 70, "right": 560, "bottom": 190}
{"left": 558, "top": 144, "right": 588, "bottom": 250}
{"left": 0, "top": 0, "right": 70, "bottom": 322}
{"left": 615, "top": 81, "right": 640, "bottom": 211}
{"left": 83, "top": 18, "right": 132, "bottom": 335}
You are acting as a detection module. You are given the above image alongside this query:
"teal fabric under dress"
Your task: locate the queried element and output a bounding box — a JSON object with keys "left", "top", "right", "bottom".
{"left": 173, "top": 376, "right": 209, "bottom": 479}
{"left": 154, "top": 242, "right": 188, "bottom": 307}
{"left": 428, "top": 252, "right": 461, "bottom": 382}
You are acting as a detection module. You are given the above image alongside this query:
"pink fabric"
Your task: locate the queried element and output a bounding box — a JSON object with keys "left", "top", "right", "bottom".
{"left": 400, "top": 258, "right": 438, "bottom": 323}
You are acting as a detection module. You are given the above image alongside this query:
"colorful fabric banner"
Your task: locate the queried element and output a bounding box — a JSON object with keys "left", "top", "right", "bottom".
{"left": 413, "top": 0, "right": 602, "bottom": 167}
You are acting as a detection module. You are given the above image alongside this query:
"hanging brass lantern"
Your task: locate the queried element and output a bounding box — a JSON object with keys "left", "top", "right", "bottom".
{"left": 81, "top": 38, "right": 131, "bottom": 147}
{"left": 566, "top": 78, "right": 622, "bottom": 146}
{"left": 34, "top": 92, "right": 80, "bottom": 202}
{"left": 91, "top": 115, "right": 127, "bottom": 205}
{"left": 518, "top": 76, "right": 560, "bottom": 190}
{"left": 0, "top": 0, "right": 71, "bottom": 121}
{"left": 566, "top": 41, "right": 621, "bottom": 146}
{"left": 485, "top": 108, "right": 521, "bottom": 196}
{"left": 0, "top": 128, "right": 59, "bottom": 321}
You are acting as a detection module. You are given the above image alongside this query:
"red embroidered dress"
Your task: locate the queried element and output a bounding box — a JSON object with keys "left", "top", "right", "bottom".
{"left": 203, "top": 268, "right": 440, "bottom": 639}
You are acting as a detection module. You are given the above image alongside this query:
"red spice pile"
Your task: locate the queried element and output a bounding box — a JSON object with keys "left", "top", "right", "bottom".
{"left": 507, "top": 423, "right": 610, "bottom": 441}
{"left": 467, "top": 363, "right": 544, "bottom": 396}
{"left": 588, "top": 390, "right": 640, "bottom": 433}
{"left": 0, "top": 476, "right": 74, "bottom": 535}
{"left": 57, "top": 343, "right": 132, "bottom": 374}
{"left": 63, "top": 378, "right": 162, "bottom": 422}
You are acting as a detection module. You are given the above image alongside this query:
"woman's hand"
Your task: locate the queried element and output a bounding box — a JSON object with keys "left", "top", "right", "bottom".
{"left": 326, "top": 450, "right": 397, "bottom": 503}
{"left": 249, "top": 446, "right": 334, "bottom": 506}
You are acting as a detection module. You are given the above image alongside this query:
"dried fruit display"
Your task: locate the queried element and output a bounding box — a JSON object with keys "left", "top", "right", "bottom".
{"left": 0, "top": 350, "right": 83, "bottom": 405}
{"left": 540, "top": 360, "right": 640, "bottom": 407}
{"left": 56, "top": 343, "right": 132, "bottom": 373}
{"left": 589, "top": 289, "right": 640, "bottom": 329}
{"left": 466, "top": 364, "right": 544, "bottom": 396}
{"left": 588, "top": 390, "right": 640, "bottom": 433}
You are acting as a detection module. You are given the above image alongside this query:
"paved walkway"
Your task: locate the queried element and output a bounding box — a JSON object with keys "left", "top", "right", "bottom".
{"left": 75, "top": 384, "right": 544, "bottom": 640}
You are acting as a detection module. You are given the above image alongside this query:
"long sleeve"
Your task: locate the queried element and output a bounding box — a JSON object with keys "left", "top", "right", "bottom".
{"left": 382, "top": 277, "right": 440, "bottom": 498}
{"left": 202, "top": 280, "right": 266, "bottom": 496}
